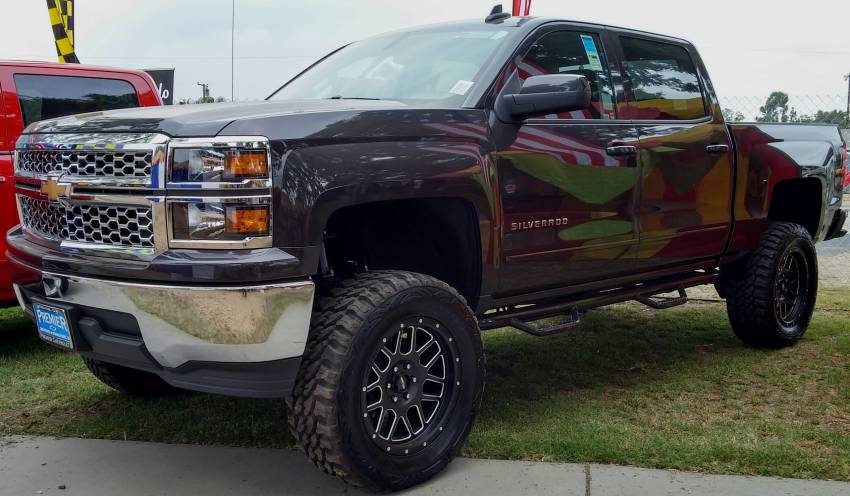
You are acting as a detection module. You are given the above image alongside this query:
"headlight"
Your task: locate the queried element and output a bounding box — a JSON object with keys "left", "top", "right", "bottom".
{"left": 166, "top": 136, "right": 272, "bottom": 249}
{"left": 170, "top": 198, "right": 270, "bottom": 241}
{"left": 171, "top": 148, "right": 269, "bottom": 183}
{"left": 167, "top": 137, "right": 271, "bottom": 187}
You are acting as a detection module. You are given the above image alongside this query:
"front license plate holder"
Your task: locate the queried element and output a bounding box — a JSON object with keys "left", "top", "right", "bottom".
{"left": 33, "top": 301, "right": 75, "bottom": 351}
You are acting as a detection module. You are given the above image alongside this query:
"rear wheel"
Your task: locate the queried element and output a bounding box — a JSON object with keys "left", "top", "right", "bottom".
{"left": 287, "top": 271, "right": 485, "bottom": 490}
{"left": 720, "top": 222, "right": 818, "bottom": 347}
{"left": 83, "top": 358, "right": 180, "bottom": 397}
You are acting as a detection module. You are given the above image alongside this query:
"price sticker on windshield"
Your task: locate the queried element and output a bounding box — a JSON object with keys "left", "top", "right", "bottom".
{"left": 449, "top": 80, "right": 475, "bottom": 96}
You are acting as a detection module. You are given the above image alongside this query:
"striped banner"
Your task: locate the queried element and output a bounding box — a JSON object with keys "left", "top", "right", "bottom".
{"left": 46, "top": 0, "right": 78, "bottom": 63}
{"left": 512, "top": 0, "right": 531, "bottom": 16}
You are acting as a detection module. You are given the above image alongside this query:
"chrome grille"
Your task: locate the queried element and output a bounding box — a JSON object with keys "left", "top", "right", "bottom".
{"left": 16, "top": 150, "right": 153, "bottom": 178}
{"left": 18, "top": 196, "right": 65, "bottom": 241}
{"left": 66, "top": 205, "right": 154, "bottom": 248}
{"left": 18, "top": 196, "right": 154, "bottom": 249}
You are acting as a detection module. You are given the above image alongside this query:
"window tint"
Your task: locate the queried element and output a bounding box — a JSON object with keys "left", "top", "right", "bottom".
{"left": 620, "top": 37, "right": 706, "bottom": 120}
{"left": 15, "top": 74, "right": 139, "bottom": 126}
{"left": 518, "top": 31, "right": 615, "bottom": 120}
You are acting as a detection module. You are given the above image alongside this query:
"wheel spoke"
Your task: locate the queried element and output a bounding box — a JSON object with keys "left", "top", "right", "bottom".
{"left": 419, "top": 341, "right": 443, "bottom": 369}
{"left": 371, "top": 406, "right": 385, "bottom": 431}
{"left": 395, "top": 415, "right": 413, "bottom": 442}
{"left": 427, "top": 355, "right": 446, "bottom": 380}
{"left": 408, "top": 404, "right": 425, "bottom": 435}
{"left": 388, "top": 413, "right": 400, "bottom": 441}
{"left": 375, "top": 349, "right": 392, "bottom": 372}
{"left": 368, "top": 365, "right": 382, "bottom": 386}
{"left": 422, "top": 378, "right": 445, "bottom": 398}
{"left": 366, "top": 385, "right": 383, "bottom": 409}
{"left": 421, "top": 399, "right": 440, "bottom": 423}
{"left": 415, "top": 330, "right": 434, "bottom": 354}
{"left": 783, "top": 254, "right": 794, "bottom": 272}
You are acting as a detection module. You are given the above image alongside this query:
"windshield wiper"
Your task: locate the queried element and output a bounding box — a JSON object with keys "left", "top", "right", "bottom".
{"left": 326, "top": 96, "right": 382, "bottom": 100}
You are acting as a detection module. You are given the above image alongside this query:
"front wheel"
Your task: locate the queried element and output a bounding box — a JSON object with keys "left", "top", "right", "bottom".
{"left": 720, "top": 222, "right": 818, "bottom": 347}
{"left": 287, "top": 271, "right": 485, "bottom": 491}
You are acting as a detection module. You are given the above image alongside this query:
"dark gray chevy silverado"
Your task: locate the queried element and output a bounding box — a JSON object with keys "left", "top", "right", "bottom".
{"left": 6, "top": 12, "right": 847, "bottom": 491}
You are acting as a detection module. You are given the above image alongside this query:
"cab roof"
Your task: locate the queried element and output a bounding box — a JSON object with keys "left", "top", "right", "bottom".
{"left": 0, "top": 60, "right": 153, "bottom": 78}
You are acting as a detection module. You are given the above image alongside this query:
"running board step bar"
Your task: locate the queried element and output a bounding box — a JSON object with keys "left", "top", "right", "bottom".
{"left": 509, "top": 308, "right": 581, "bottom": 337}
{"left": 635, "top": 288, "right": 688, "bottom": 309}
{"left": 479, "top": 270, "right": 717, "bottom": 332}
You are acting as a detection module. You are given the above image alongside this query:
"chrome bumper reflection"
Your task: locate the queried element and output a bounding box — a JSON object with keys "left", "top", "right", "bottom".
{"left": 16, "top": 272, "right": 315, "bottom": 368}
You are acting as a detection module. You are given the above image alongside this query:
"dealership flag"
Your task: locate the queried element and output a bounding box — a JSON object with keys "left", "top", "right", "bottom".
{"left": 46, "top": 0, "right": 78, "bottom": 63}
{"left": 513, "top": 0, "right": 531, "bottom": 16}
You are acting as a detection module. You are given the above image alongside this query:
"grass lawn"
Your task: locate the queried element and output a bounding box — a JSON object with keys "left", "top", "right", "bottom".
{"left": 2, "top": 289, "right": 850, "bottom": 480}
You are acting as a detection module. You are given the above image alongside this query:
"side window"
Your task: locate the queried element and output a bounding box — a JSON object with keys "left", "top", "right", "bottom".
{"left": 14, "top": 74, "right": 139, "bottom": 126}
{"left": 518, "top": 31, "right": 616, "bottom": 120}
{"left": 619, "top": 37, "right": 707, "bottom": 121}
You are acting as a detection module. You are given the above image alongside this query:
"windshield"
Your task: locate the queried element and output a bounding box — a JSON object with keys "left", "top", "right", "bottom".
{"left": 269, "top": 26, "right": 512, "bottom": 105}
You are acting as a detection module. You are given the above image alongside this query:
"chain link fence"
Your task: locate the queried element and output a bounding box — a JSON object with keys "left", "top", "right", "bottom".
{"left": 721, "top": 94, "right": 848, "bottom": 125}
{"left": 819, "top": 197, "right": 849, "bottom": 290}
{"left": 720, "top": 94, "right": 848, "bottom": 289}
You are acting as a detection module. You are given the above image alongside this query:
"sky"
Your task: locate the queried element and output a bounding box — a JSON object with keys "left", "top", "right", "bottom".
{"left": 1, "top": 0, "right": 848, "bottom": 113}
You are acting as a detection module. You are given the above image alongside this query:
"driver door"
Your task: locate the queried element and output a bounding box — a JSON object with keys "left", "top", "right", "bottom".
{"left": 493, "top": 27, "right": 640, "bottom": 295}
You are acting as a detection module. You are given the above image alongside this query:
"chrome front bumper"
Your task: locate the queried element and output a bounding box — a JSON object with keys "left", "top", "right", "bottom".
{"left": 15, "top": 272, "right": 315, "bottom": 369}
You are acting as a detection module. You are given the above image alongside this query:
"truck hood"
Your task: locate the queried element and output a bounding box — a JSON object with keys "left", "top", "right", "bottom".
{"left": 22, "top": 99, "right": 413, "bottom": 138}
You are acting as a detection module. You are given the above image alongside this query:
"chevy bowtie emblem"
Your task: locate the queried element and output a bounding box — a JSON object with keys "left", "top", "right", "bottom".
{"left": 41, "top": 177, "right": 73, "bottom": 202}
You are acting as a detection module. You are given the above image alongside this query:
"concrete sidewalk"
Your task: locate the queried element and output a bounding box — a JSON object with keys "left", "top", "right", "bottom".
{"left": 2, "top": 437, "right": 850, "bottom": 496}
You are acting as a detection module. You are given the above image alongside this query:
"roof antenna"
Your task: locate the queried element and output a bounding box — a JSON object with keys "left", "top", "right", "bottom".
{"left": 485, "top": 4, "right": 511, "bottom": 23}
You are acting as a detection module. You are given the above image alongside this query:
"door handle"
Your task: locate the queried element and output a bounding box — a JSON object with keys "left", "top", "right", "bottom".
{"left": 706, "top": 144, "right": 730, "bottom": 155}
{"left": 606, "top": 144, "right": 637, "bottom": 157}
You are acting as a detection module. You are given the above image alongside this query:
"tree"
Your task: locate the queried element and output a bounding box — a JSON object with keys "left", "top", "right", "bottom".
{"left": 809, "top": 109, "right": 850, "bottom": 128}
{"left": 757, "top": 91, "right": 792, "bottom": 123}
{"left": 723, "top": 107, "right": 746, "bottom": 122}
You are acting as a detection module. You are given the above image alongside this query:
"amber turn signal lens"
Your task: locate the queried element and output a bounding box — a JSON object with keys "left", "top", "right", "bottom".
{"left": 225, "top": 206, "right": 270, "bottom": 235}
{"left": 225, "top": 151, "right": 268, "bottom": 179}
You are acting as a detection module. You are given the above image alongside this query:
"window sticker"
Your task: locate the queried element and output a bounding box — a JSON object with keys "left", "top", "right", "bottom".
{"left": 449, "top": 80, "right": 475, "bottom": 96}
{"left": 580, "top": 35, "right": 604, "bottom": 71}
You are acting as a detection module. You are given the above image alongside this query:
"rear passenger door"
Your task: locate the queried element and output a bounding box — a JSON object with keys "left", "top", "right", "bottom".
{"left": 494, "top": 26, "right": 641, "bottom": 294}
{"left": 615, "top": 34, "right": 735, "bottom": 270}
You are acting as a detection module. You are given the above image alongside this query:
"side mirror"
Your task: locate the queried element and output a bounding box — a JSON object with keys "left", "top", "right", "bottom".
{"left": 497, "top": 74, "right": 592, "bottom": 121}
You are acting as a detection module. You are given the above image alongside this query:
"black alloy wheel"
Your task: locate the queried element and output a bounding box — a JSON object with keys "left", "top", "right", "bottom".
{"left": 360, "top": 316, "right": 460, "bottom": 456}
{"left": 773, "top": 248, "right": 810, "bottom": 327}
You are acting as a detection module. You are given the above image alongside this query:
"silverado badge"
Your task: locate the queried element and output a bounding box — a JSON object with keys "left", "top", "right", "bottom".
{"left": 510, "top": 217, "right": 569, "bottom": 231}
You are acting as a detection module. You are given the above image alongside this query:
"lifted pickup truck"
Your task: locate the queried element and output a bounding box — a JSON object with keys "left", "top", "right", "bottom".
{"left": 7, "top": 12, "right": 848, "bottom": 491}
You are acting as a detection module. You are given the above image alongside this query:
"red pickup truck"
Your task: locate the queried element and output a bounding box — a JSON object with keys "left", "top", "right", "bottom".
{"left": 0, "top": 61, "right": 161, "bottom": 304}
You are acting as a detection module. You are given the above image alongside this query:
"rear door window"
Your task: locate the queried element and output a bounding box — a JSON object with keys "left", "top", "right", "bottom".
{"left": 619, "top": 37, "right": 707, "bottom": 121}
{"left": 14, "top": 74, "right": 139, "bottom": 126}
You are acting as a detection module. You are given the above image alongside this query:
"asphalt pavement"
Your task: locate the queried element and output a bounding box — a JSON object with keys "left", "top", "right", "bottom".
{"left": 2, "top": 436, "right": 850, "bottom": 496}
